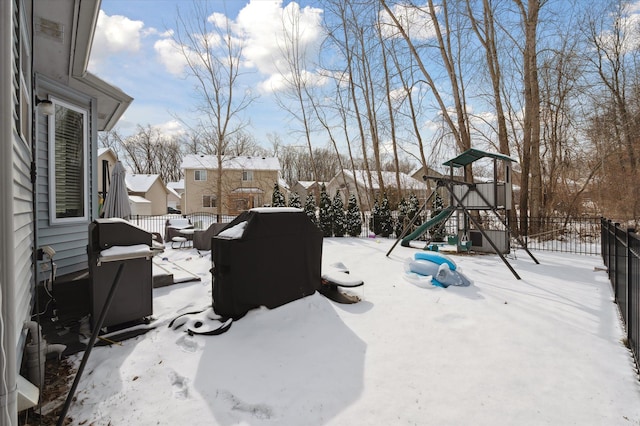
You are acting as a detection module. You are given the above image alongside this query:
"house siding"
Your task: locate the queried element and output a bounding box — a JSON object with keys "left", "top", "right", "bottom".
{"left": 146, "top": 180, "right": 168, "bottom": 215}
{"left": 10, "top": 0, "right": 34, "bottom": 363}
{"left": 13, "top": 127, "right": 34, "bottom": 354}
{"left": 35, "top": 76, "right": 97, "bottom": 278}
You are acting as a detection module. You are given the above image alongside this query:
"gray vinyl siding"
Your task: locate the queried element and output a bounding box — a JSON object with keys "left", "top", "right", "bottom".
{"left": 12, "top": 0, "right": 34, "bottom": 356}
{"left": 36, "top": 75, "right": 97, "bottom": 278}
{"left": 13, "top": 131, "right": 34, "bottom": 354}
{"left": 13, "top": 128, "right": 34, "bottom": 353}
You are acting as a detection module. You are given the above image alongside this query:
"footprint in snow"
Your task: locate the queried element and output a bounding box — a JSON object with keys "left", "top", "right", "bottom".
{"left": 176, "top": 334, "right": 199, "bottom": 353}
{"left": 168, "top": 370, "right": 189, "bottom": 399}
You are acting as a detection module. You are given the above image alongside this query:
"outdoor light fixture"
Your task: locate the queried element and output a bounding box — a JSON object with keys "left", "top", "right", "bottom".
{"left": 35, "top": 96, "right": 54, "bottom": 116}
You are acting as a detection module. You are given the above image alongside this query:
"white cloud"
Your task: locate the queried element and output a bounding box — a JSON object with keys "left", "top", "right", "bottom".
{"left": 258, "top": 69, "right": 328, "bottom": 94}
{"left": 379, "top": 2, "right": 437, "bottom": 41}
{"left": 233, "top": 1, "right": 324, "bottom": 84}
{"left": 597, "top": 3, "right": 640, "bottom": 54}
{"left": 154, "top": 38, "right": 191, "bottom": 76}
{"left": 153, "top": 120, "right": 186, "bottom": 137}
{"left": 152, "top": 1, "right": 323, "bottom": 84}
{"left": 90, "top": 11, "right": 145, "bottom": 69}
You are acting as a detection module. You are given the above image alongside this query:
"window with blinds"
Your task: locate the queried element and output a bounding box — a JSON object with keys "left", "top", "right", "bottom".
{"left": 49, "top": 100, "right": 88, "bottom": 223}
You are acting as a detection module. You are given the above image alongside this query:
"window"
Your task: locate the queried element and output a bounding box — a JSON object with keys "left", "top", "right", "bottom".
{"left": 242, "top": 170, "right": 253, "bottom": 181}
{"left": 49, "top": 99, "right": 88, "bottom": 223}
{"left": 14, "top": 0, "right": 31, "bottom": 143}
{"left": 194, "top": 170, "right": 207, "bottom": 181}
{"left": 203, "top": 195, "right": 217, "bottom": 208}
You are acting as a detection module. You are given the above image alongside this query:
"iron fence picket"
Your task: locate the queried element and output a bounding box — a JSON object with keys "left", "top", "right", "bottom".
{"left": 629, "top": 231, "right": 640, "bottom": 372}
{"left": 600, "top": 218, "right": 640, "bottom": 378}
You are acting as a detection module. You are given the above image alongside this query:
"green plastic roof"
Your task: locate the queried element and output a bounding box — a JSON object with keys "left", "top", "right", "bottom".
{"left": 442, "top": 148, "right": 516, "bottom": 168}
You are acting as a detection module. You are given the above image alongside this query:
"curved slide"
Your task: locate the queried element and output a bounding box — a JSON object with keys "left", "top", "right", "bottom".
{"left": 401, "top": 206, "right": 455, "bottom": 247}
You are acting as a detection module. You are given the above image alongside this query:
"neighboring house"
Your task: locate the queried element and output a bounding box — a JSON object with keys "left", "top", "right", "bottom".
{"left": 167, "top": 179, "right": 184, "bottom": 197}
{"left": 1, "top": 0, "right": 132, "bottom": 420}
{"left": 128, "top": 195, "right": 153, "bottom": 216}
{"left": 410, "top": 165, "right": 443, "bottom": 183}
{"left": 166, "top": 179, "right": 184, "bottom": 211}
{"left": 125, "top": 174, "right": 169, "bottom": 216}
{"left": 326, "top": 170, "right": 428, "bottom": 210}
{"left": 97, "top": 146, "right": 118, "bottom": 205}
{"left": 291, "top": 180, "right": 326, "bottom": 203}
{"left": 167, "top": 186, "right": 182, "bottom": 211}
{"left": 181, "top": 154, "right": 281, "bottom": 215}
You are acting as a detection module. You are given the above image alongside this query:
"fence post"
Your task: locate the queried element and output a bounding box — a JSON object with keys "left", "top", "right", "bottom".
{"left": 613, "top": 222, "right": 620, "bottom": 302}
{"left": 627, "top": 228, "right": 635, "bottom": 340}
{"left": 600, "top": 217, "right": 606, "bottom": 264}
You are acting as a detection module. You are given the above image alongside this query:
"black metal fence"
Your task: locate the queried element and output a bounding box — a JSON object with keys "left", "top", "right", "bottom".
{"left": 380, "top": 212, "right": 601, "bottom": 256}
{"left": 131, "top": 211, "right": 601, "bottom": 256}
{"left": 128, "top": 212, "right": 237, "bottom": 237}
{"left": 601, "top": 218, "right": 640, "bottom": 375}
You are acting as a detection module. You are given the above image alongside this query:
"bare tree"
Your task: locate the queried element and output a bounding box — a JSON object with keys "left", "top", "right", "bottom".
{"left": 381, "top": 0, "right": 473, "bottom": 177}
{"left": 172, "top": 0, "right": 257, "bottom": 218}
{"left": 583, "top": 0, "right": 640, "bottom": 219}
{"left": 118, "top": 125, "right": 183, "bottom": 183}
{"left": 466, "top": 0, "right": 510, "bottom": 157}
{"left": 324, "top": 0, "right": 377, "bottom": 205}
{"left": 273, "top": 3, "right": 321, "bottom": 182}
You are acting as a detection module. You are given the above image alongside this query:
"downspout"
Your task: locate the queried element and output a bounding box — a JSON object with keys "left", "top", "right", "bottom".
{"left": 23, "top": 322, "right": 66, "bottom": 388}
{"left": 1, "top": 0, "right": 19, "bottom": 424}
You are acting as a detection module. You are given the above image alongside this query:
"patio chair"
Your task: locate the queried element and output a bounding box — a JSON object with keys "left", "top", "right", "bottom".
{"left": 193, "top": 222, "right": 230, "bottom": 250}
{"left": 164, "top": 218, "right": 193, "bottom": 242}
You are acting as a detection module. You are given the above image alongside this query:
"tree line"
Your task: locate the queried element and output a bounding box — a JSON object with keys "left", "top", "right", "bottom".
{"left": 102, "top": 0, "right": 640, "bottom": 232}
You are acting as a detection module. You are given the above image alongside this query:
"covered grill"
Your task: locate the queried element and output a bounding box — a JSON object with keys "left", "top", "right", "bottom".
{"left": 211, "top": 208, "right": 323, "bottom": 319}
{"left": 88, "top": 218, "right": 154, "bottom": 329}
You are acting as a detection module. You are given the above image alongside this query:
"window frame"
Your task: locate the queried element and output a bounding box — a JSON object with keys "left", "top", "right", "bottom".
{"left": 242, "top": 170, "right": 253, "bottom": 181}
{"left": 48, "top": 98, "right": 89, "bottom": 224}
{"left": 194, "top": 169, "right": 207, "bottom": 181}
{"left": 18, "top": 15, "right": 31, "bottom": 143}
{"left": 202, "top": 194, "right": 217, "bottom": 208}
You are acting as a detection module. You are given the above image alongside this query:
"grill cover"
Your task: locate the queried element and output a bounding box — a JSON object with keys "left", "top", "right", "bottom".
{"left": 211, "top": 209, "right": 323, "bottom": 319}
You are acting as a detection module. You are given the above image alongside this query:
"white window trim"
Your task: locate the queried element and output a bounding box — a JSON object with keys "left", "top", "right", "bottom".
{"left": 242, "top": 170, "right": 253, "bottom": 181}
{"left": 48, "top": 97, "right": 89, "bottom": 224}
{"left": 18, "top": 18, "right": 31, "bottom": 144}
{"left": 195, "top": 169, "right": 207, "bottom": 181}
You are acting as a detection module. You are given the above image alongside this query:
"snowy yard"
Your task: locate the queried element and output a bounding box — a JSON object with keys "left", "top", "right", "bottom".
{"left": 65, "top": 237, "right": 640, "bottom": 425}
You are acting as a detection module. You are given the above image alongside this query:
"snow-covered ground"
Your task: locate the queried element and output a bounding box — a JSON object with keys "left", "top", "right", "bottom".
{"left": 65, "top": 237, "right": 639, "bottom": 425}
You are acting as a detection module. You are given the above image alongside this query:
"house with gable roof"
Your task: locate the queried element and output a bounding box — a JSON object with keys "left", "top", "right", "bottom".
{"left": 181, "top": 154, "right": 281, "bottom": 215}
{"left": 291, "top": 180, "right": 327, "bottom": 203}
{"left": 166, "top": 179, "right": 184, "bottom": 212}
{"left": 326, "top": 169, "right": 428, "bottom": 210}
{"left": 126, "top": 174, "right": 170, "bottom": 216}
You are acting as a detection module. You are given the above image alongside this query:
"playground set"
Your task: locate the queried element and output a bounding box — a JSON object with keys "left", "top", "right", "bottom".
{"left": 388, "top": 148, "right": 539, "bottom": 280}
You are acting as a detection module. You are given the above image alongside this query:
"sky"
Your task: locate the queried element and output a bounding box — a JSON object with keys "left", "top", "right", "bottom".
{"left": 90, "top": 0, "right": 640, "bottom": 167}
{"left": 91, "top": 0, "right": 324, "bottom": 148}
{"left": 59, "top": 229, "right": 640, "bottom": 425}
